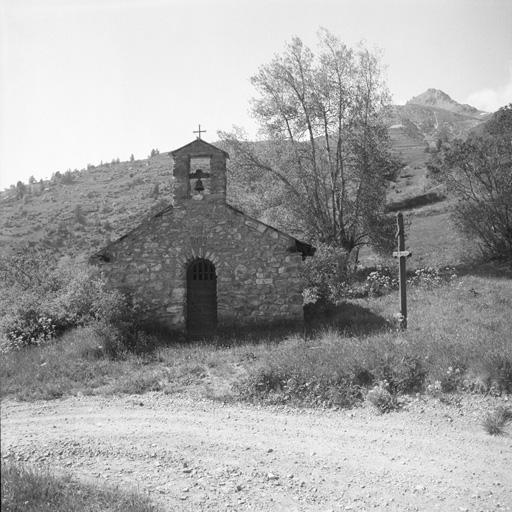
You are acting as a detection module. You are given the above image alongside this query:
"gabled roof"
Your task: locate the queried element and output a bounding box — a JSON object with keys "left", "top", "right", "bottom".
{"left": 226, "top": 204, "right": 315, "bottom": 258}
{"left": 90, "top": 202, "right": 315, "bottom": 263}
{"left": 170, "top": 138, "right": 229, "bottom": 158}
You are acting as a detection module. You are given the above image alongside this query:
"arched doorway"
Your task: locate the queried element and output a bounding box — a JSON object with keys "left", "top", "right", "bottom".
{"left": 187, "top": 259, "right": 217, "bottom": 339}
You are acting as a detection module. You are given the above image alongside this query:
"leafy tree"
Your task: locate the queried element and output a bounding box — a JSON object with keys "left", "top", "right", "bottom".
{"left": 15, "top": 181, "right": 26, "bottom": 199}
{"left": 73, "top": 204, "right": 86, "bottom": 225}
{"left": 485, "top": 104, "right": 512, "bottom": 136}
{"left": 428, "top": 104, "right": 512, "bottom": 262}
{"left": 220, "top": 29, "right": 402, "bottom": 258}
{"left": 61, "top": 170, "right": 74, "bottom": 184}
{"left": 29, "top": 175, "right": 36, "bottom": 184}
{"left": 150, "top": 183, "right": 160, "bottom": 198}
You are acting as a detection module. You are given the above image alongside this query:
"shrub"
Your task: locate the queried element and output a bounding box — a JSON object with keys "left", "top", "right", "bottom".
{"left": 365, "top": 268, "right": 398, "bottom": 296}
{"left": 2, "top": 314, "right": 58, "bottom": 352}
{"left": 482, "top": 405, "right": 512, "bottom": 436}
{"left": 0, "top": 246, "right": 151, "bottom": 353}
{"left": 372, "top": 354, "right": 426, "bottom": 394}
{"left": 365, "top": 380, "right": 399, "bottom": 413}
{"left": 302, "top": 243, "right": 350, "bottom": 303}
{"left": 61, "top": 170, "right": 74, "bottom": 184}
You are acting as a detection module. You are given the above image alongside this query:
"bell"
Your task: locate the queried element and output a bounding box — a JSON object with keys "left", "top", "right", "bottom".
{"left": 194, "top": 178, "right": 204, "bottom": 192}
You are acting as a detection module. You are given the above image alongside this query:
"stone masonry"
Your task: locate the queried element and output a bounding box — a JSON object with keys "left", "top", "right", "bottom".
{"left": 91, "top": 138, "right": 314, "bottom": 337}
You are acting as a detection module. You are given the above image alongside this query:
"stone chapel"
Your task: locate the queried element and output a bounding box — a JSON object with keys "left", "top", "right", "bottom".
{"left": 90, "top": 137, "right": 315, "bottom": 339}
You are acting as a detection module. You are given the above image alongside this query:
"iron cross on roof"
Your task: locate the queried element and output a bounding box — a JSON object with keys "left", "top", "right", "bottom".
{"left": 193, "top": 124, "right": 206, "bottom": 139}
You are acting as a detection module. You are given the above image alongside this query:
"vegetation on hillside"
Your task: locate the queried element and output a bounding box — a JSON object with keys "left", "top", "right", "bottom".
{"left": 0, "top": 154, "right": 174, "bottom": 257}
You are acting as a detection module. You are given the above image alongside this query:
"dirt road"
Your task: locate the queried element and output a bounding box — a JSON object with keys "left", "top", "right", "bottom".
{"left": 1, "top": 393, "right": 511, "bottom": 511}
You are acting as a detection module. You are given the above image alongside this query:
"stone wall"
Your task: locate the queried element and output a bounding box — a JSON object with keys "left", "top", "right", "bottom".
{"left": 95, "top": 201, "right": 305, "bottom": 332}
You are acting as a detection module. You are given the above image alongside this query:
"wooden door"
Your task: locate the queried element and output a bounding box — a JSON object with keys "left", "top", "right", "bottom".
{"left": 187, "top": 259, "right": 217, "bottom": 340}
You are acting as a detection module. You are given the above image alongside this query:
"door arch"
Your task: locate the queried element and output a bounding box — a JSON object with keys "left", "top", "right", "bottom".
{"left": 187, "top": 259, "right": 217, "bottom": 339}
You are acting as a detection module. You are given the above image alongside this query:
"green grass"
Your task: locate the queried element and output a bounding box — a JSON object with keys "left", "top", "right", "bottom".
{"left": 0, "top": 460, "right": 161, "bottom": 512}
{"left": 1, "top": 273, "right": 511, "bottom": 407}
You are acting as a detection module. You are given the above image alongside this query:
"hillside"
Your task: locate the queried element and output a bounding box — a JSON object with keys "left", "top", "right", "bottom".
{"left": 0, "top": 90, "right": 496, "bottom": 266}
{"left": 0, "top": 153, "right": 175, "bottom": 257}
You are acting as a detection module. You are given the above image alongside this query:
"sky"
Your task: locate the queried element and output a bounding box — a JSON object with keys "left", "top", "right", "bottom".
{"left": 1, "top": 0, "right": 511, "bottom": 190}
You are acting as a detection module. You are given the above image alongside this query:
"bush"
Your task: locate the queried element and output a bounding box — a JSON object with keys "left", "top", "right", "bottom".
{"left": 0, "top": 246, "right": 151, "bottom": 354}
{"left": 364, "top": 268, "right": 398, "bottom": 296}
{"left": 302, "top": 243, "right": 350, "bottom": 303}
{"left": 2, "top": 314, "right": 58, "bottom": 352}
{"left": 482, "top": 405, "right": 512, "bottom": 436}
{"left": 366, "top": 381, "right": 399, "bottom": 413}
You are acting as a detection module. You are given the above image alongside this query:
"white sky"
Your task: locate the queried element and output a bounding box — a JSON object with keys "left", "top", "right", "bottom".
{"left": 1, "top": 0, "right": 511, "bottom": 190}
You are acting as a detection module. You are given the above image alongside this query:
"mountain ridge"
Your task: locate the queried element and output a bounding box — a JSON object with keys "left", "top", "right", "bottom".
{"left": 385, "top": 88, "right": 493, "bottom": 163}
{"left": 405, "top": 88, "right": 488, "bottom": 119}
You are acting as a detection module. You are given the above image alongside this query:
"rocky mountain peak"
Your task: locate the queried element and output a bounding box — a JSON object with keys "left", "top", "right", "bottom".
{"left": 406, "top": 89, "right": 486, "bottom": 118}
{"left": 407, "top": 89, "right": 453, "bottom": 106}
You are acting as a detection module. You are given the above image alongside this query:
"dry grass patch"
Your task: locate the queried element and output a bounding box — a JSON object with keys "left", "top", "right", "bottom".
{"left": 482, "top": 405, "right": 512, "bottom": 436}
{"left": 1, "top": 460, "right": 160, "bottom": 512}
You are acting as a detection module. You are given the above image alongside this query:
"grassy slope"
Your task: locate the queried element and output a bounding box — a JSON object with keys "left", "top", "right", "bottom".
{"left": 0, "top": 148, "right": 463, "bottom": 268}
{"left": 0, "top": 153, "right": 174, "bottom": 256}
{"left": 0, "top": 101, "right": 486, "bottom": 266}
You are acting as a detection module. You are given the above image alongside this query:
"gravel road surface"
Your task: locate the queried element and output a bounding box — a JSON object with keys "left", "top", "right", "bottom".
{"left": 1, "top": 394, "right": 511, "bottom": 511}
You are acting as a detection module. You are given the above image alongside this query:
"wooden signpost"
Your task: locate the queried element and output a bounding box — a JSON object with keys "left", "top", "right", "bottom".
{"left": 393, "top": 212, "right": 411, "bottom": 329}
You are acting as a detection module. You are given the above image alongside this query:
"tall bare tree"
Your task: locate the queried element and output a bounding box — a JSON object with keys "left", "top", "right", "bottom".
{"left": 220, "top": 29, "right": 402, "bottom": 258}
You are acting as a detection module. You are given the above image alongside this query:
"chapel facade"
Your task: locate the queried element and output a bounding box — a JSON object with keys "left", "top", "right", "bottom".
{"left": 90, "top": 138, "right": 314, "bottom": 339}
